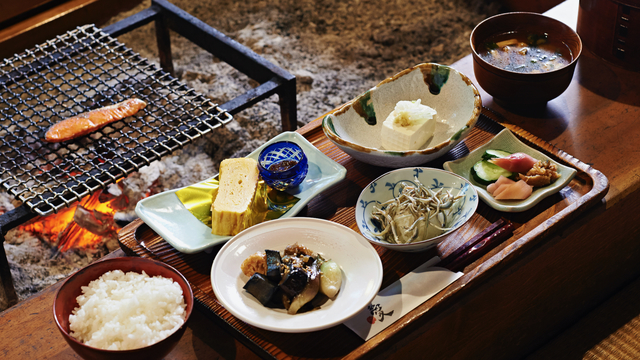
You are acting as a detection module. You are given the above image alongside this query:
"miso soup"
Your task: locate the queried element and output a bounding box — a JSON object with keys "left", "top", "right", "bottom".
{"left": 479, "top": 32, "right": 573, "bottom": 73}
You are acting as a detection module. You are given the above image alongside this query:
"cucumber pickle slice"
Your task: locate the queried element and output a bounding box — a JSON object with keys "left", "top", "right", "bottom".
{"left": 481, "top": 149, "right": 512, "bottom": 160}
{"left": 471, "top": 160, "right": 513, "bottom": 185}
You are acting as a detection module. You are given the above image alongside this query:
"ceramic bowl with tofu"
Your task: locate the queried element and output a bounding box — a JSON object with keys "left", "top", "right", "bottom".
{"left": 322, "top": 63, "right": 482, "bottom": 168}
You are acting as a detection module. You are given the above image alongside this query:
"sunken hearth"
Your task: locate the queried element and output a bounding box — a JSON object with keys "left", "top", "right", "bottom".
{"left": 0, "top": 0, "right": 502, "bottom": 311}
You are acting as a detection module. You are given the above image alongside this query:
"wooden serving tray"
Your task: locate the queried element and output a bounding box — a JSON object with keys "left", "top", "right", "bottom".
{"left": 118, "top": 108, "right": 609, "bottom": 360}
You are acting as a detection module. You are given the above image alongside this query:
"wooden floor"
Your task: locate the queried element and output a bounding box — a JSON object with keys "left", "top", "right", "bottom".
{"left": 526, "top": 273, "right": 640, "bottom": 359}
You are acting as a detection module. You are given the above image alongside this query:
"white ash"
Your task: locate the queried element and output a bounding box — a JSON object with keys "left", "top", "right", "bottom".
{"left": 1, "top": 0, "right": 500, "bottom": 311}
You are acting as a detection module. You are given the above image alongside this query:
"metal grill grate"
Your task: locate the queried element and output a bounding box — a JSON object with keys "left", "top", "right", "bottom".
{"left": 0, "top": 24, "right": 233, "bottom": 216}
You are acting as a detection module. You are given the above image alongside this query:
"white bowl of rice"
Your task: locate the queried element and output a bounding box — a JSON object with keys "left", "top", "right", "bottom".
{"left": 322, "top": 63, "right": 481, "bottom": 168}
{"left": 53, "top": 257, "right": 194, "bottom": 360}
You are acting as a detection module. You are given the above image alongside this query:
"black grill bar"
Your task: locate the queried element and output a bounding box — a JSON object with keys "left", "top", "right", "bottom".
{"left": 157, "top": 0, "right": 292, "bottom": 84}
{"left": 103, "top": 7, "right": 159, "bottom": 37}
{"left": 0, "top": 24, "right": 234, "bottom": 216}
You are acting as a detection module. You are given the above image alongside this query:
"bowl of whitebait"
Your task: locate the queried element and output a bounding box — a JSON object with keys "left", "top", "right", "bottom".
{"left": 356, "top": 167, "right": 479, "bottom": 252}
{"left": 322, "top": 63, "right": 482, "bottom": 168}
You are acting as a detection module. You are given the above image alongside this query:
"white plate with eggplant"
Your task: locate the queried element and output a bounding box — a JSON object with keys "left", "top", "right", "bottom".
{"left": 211, "top": 217, "right": 383, "bottom": 333}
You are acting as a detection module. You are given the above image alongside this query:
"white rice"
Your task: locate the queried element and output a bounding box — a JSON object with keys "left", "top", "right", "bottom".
{"left": 68, "top": 270, "right": 187, "bottom": 350}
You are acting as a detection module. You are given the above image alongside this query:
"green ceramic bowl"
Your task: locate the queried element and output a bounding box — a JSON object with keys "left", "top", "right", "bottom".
{"left": 322, "top": 63, "right": 482, "bottom": 168}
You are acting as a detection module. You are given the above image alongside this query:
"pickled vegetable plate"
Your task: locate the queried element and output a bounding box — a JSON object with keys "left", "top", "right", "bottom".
{"left": 443, "top": 129, "right": 577, "bottom": 212}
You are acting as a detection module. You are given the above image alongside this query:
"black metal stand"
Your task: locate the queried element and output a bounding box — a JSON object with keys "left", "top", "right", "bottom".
{"left": 104, "top": 0, "right": 297, "bottom": 131}
{"left": 0, "top": 0, "right": 297, "bottom": 307}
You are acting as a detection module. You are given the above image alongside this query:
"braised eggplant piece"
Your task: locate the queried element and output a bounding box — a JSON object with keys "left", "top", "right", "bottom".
{"left": 266, "top": 288, "right": 287, "bottom": 309}
{"left": 279, "top": 265, "right": 309, "bottom": 298}
{"left": 243, "top": 273, "right": 278, "bottom": 306}
{"left": 288, "top": 263, "right": 319, "bottom": 314}
{"left": 310, "top": 292, "right": 330, "bottom": 308}
{"left": 265, "top": 249, "right": 282, "bottom": 282}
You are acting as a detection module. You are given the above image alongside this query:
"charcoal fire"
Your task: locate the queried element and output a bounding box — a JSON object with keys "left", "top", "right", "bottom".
{"left": 20, "top": 182, "right": 129, "bottom": 254}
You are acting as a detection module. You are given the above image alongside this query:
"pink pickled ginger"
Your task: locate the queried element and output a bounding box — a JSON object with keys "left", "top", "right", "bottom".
{"left": 487, "top": 175, "right": 515, "bottom": 195}
{"left": 489, "top": 153, "right": 538, "bottom": 173}
{"left": 487, "top": 175, "right": 533, "bottom": 200}
{"left": 494, "top": 180, "right": 533, "bottom": 200}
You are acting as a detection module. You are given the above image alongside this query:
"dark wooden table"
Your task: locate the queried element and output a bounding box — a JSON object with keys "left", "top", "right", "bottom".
{"left": 2, "top": 0, "right": 640, "bottom": 358}
{"left": 0, "top": 249, "right": 262, "bottom": 359}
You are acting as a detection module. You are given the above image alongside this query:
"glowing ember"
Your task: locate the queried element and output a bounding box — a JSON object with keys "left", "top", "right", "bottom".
{"left": 20, "top": 183, "right": 129, "bottom": 252}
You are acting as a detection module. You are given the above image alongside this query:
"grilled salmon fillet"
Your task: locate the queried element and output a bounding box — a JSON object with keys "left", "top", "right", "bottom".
{"left": 44, "top": 98, "right": 147, "bottom": 143}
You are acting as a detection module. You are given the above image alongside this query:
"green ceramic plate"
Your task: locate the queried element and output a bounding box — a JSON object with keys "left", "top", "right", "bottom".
{"left": 135, "top": 132, "right": 347, "bottom": 253}
{"left": 443, "top": 128, "right": 577, "bottom": 212}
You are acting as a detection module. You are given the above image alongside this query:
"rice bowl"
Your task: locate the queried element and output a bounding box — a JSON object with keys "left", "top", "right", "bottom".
{"left": 53, "top": 257, "right": 194, "bottom": 360}
{"left": 69, "top": 270, "right": 187, "bottom": 350}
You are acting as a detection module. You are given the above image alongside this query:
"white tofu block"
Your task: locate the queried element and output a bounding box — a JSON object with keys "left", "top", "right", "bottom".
{"left": 381, "top": 100, "right": 437, "bottom": 151}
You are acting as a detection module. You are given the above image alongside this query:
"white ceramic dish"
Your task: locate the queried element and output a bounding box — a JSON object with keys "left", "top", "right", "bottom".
{"left": 135, "top": 132, "right": 347, "bottom": 253}
{"left": 322, "top": 63, "right": 481, "bottom": 168}
{"left": 211, "top": 217, "right": 383, "bottom": 333}
{"left": 356, "top": 167, "right": 478, "bottom": 252}
{"left": 443, "top": 128, "right": 577, "bottom": 212}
